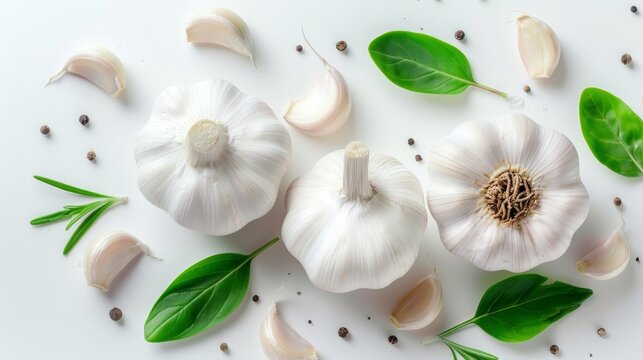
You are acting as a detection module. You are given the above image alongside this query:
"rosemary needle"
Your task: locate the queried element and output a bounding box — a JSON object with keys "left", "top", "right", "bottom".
{"left": 30, "top": 175, "right": 127, "bottom": 255}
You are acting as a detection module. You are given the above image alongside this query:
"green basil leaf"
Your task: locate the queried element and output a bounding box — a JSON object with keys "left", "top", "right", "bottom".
{"left": 34, "top": 175, "right": 113, "bottom": 198}
{"left": 472, "top": 274, "right": 592, "bottom": 342}
{"left": 144, "top": 237, "right": 279, "bottom": 342}
{"left": 368, "top": 31, "right": 506, "bottom": 98}
{"left": 442, "top": 338, "right": 498, "bottom": 360}
{"left": 579, "top": 87, "right": 643, "bottom": 177}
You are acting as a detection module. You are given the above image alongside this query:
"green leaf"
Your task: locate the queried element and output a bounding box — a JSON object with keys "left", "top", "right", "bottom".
{"left": 65, "top": 200, "right": 107, "bottom": 230}
{"left": 368, "top": 31, "right": 506, "bottom": 98}
{"left": 144, "top": 237, "right": 280, "bottom": 342}
{"left": 579, "top": 87, "right": 643, "bottom": 177}
{"left": 30, "top": 208, "right": 75, "bottom": 225}
{"left": 442, "top": 338, "right": 498, "bottom": 360}
{"left": 34, "top": 175, "right": 113, "bottom": 198}
{"left": 63, "top": 201, "right": 114, "bottom": 255}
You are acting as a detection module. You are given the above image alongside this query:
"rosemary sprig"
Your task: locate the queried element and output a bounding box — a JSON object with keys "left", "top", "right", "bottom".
{"left": 30, "top": 175, "right": 126, "bottom": 255}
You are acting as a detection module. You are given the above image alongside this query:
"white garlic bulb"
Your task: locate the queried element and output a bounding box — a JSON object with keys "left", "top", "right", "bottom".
{"left": 426, "top": 113, "right": 589, "bottom": 272}
{"left": 283, "top": 34, "right": 351, "bottom": 136}
{"left": 83, "top": 230, "right": 154, "bottom": 292}
{"left": 577, "top": 202, "right": 630, "bottom": 280}
{"left": 390, "top": 271, "right": 443, "bottom": 331}
{"left": 186, "top": 8, "right": 253, "bottom": 63}
{"left": 517, "top": 15, "right": 561, "bottom": 79}
{"left": 282, "top": 141, "right": 427, "bottom": 293}
{"left": 260, "top": 303, "right": 318, "bottom": 360}
{"left": 47, "top": 47, "right": 126, "bottom": 97}
{"left": 134, "top": 79, "right": 291, "bottom": 235}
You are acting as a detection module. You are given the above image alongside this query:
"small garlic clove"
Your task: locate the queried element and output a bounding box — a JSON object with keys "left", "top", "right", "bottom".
{"left": 283, "top": 33, "right": 351, "bottom": 136}
{"left": 186, "top": 8, "right": 254, "bottom": 63}
{"left": 390, "top": 271, "right": 443, "bottom": 331}
{"left": 83, "top": 230, "right": 154, "bottom": 292}
{"left": 260, "top": 303, "right": 318, "bottom": 360}
{"left": 47, "top": 47, "right": 126, "bottom": 97}
{"left": 577, "top": 226, "right": 630, "bottom": 280}
{"left": 517, "top": 15, "right": 561, "bottom": 79}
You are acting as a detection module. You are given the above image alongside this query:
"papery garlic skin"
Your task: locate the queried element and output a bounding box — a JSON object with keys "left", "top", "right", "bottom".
{"left": 83, "top": 230, "right": 152, "bottom": 292}
{"left": 186, "top": 8, "right": 253, "bottom": 62}
{"left": 47, "top": 47, "right": 126, "bottom": 97}
{"left": 134, "top": 79, "right": 291, "bottom": 236}
{"left": 517, "top": 15, "right": 561, "bottom": 79}
{"left": 426, "top": 113, "right": 589, "bottom": 272}
{"left": 283, "top": 34, "right": 351, "bottom": 136}
{"left": 577, "top": 208, "right": 630, "bottom": 280}
{"left": 282, "top": 142, "right": 427, "bottom": 293}
{"left": 390, "top": 272, "right": 443, "bottom": 331}
{"left": 260, "top": 303, "right": 318, "bottom": 360}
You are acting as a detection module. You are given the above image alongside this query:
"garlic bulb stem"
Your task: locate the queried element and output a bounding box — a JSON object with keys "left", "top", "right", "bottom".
{"left": 184, "top": 119, "right": 228, "bottom": 166}
{"left": 342, "top": 142, "right": 373, "bottom": 200}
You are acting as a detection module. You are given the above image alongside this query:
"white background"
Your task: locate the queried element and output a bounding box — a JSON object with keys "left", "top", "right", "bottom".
{"left": 1, "top": 0, "right": 641, "bottom": 359}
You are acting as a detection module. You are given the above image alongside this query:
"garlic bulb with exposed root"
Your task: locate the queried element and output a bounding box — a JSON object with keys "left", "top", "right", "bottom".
{"left": 283, "top": 33, "right": 351, "bottom": 136}
{"left": 186, "top": 8, "right": 253, "bottom": 63}
{"left": 47, "top": 47, "right": 126, "bottom": 97}
{"left": 577, "top": 200, "right": 630, "bottom": 280}
{"left": 134, "top": 79, "right": 291, "bottom": 235}
{"left": 426, "top": 113, "right": 589, "bottom": 272}
{"left": 517, "top": 15, "right": 561, "bottom": 79}
{"left": 260, "top": 303, "right": 318, "bottom": 360}
{"left": 282, "top": 141, "right": 427, "bottom": 293}
{"left": 83, "top": 230, "right": 155, "bottom": 292}
{"left": 390, "top": 271, "right": 443, "bottom": 331}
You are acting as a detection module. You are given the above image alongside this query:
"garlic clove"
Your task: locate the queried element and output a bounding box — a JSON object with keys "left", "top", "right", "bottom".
{"left": 83, "top": 230, "right": 155, "bottom": 292}
{"left": 47, "top": 47, "right": 126, "bottom": 97}
{"left": 577, "top": 204, "right": 630, "bottom": 280}
{"left": 186, "top": 8, "right": 254, "bottom": 63}
{"left": 260, "top": 303, "right": 318, "bottom": 360}
{"left": 390, "top": 271, "right": 443, "bottom": 331}
{"left": 517, "top": 15, "right": 561, "bottom": 79}
{"left": 283, "top": 33, "right": 351, "bottom": 136}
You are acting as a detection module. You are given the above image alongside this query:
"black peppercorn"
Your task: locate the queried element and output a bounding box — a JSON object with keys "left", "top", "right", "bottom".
{"left": 614, "top": 197, "right": 622, "bottom": 206}
{"left": 550, "top": 344, "right": 559, "bottom": 355}
{"left": 455, "top": 30, "right": 465, "bottom": 41}
{"left": 40, "top": 125, "right": 50, "bottom": 135}
{"left": 388, "top": 335, "right": 398, "bottom": 344}
{"left": 636, "top": 256, "right": 640, "bottom": 263}
{"left": 296, "top": 44, "right": 303, "bottom": 52}
{"left": 296, "top": 291, "right": 301, "bottom": 296}
{"left": 87, "top": 150, "right": 96, "bottom": 161}
{"left": 523, "top": 85, "right": 531, "bottom": 93}
{"left": 367, "top": 316, "right": 371, "bottom": 320}
{"left": 597, "top": 327, "right": 606, "bottom": 337}
{"left": 79, "top": 114, "right": 89, "bottom": 126}
{"left": 220, "top": 342, "right": 229, "bottom": 352}
{"left": 407, "top": 138, "right": 415, "bottom": 146}
{"left": 338, "top": 327, "right": 349, "bottom": 338}
{"left": 621, "top": 54, "right": 632, "bottom": 65}
{"left": 415, "top": 154, "right": 423, "bottom": 162}
{"left": 252, "top": 294, "right": 259, "bottom": 302}
{"left": 109, "top": 307, "right": 122, "bottom": 321}
{"left": 632, "top": 5, "right": 638, "bottom": 13}
{"left": 336, "top": 41, "right": 347, "bottom": 52}
{"left": 308, "top": 320, "right": 312, "bottom": 324}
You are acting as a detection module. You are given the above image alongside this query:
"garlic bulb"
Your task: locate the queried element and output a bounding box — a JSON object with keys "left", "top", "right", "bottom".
{"left": 134, "top": 79, "right": 291, "bottom": 235}
{"left": 577, "top": 202, "right": 630, "bottom": 280}
{"left": 47, "top": 47, "right": 126, "bottom": 97}
{"left": 260, "top": 303, "right": 318, "bottom": 360}
{"left": 390, "top": 271, "right": 443, "bottom": 331}
{"left": 283, "top": 34, "right": 351, "bottom": 136}
{"left": 517, "top": 15, "right": 561, "bottom": 79}
{"left": 426, "top": 113, "right": 589, "bottom": 272}
{"left": 186, "top": 8, "right": 253, "bottom": 63}
{"left": 282, "top": 141, "right": 427, "bottom": 293}
{"left": 83, "top": 230, "right": 154, "bottom": 292}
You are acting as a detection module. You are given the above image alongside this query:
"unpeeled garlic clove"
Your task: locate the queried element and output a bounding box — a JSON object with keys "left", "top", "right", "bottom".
{"left": 186, "top": 8, "right": 254, "bottom": 63}
{"left": 283, "top": 32, "right": 351, "bottom": 136}
{"left": 83, "top": 230, "right": 155, "bottom": 292}
{"left": 517, "top": 15, "right": 561, "bottom": 79}
{"left": 390, "top": 271, "right": 443, "bottom": 330}
{"left": 47, "top": 47, "right": 126, "bottom": 97}
{"left": 260, "top": 303, "right": 318, "bottom": 360}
